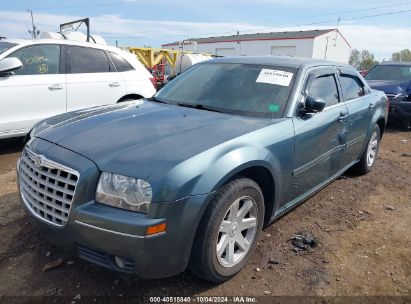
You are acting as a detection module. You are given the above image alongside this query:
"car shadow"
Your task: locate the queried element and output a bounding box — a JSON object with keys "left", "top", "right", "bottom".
{"left": 0, "top": 137, "right": 25, "bottom": 155}
{"left": 385, "top": 121, "right": 410, "bottom": 133}
{"left": 0, "top": 192, "right": 216, "bottom": 298}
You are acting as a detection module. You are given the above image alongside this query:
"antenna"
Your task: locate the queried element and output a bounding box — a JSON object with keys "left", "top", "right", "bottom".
{"left": 27, "top": 9, "right": 40, "bottom": 39}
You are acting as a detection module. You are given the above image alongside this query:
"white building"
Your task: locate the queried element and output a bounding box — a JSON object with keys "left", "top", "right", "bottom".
{"left": 162, "top": 29, "right": 351, "bottom": 63}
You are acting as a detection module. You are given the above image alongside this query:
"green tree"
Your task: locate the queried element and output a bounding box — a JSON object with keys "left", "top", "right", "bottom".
{"left": 349, "top": 49, "right": 361, "bottom": 70}
{"left": 349, "top": 49, "right": 378, "bottom": 70}
{"left": 391, "top": 49, "right": 411, "bottom": 62}
{"left": 359, "top": 50, "right": 378, "bottom": 70}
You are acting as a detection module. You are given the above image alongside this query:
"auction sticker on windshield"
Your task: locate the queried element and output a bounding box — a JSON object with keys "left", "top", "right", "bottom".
{"left": 256, "top": 69, "right": 293, "bottom": 86}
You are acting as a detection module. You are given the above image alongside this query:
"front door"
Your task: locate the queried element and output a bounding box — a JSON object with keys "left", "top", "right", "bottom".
{"left": 0, "top": 44, "right": 66, "bottom": 137}
{"left": 289, "top": 66, "right": 349, "bottom": 203}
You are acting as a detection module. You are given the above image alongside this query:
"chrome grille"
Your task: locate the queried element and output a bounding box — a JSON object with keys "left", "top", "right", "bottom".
{"left": 19, "top": 147, "right": 79, "bottom": 227}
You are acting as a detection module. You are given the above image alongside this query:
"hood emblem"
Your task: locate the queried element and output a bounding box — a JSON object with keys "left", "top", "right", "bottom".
{"left": 33, "top": 155, "right": 44, "bottom": 167}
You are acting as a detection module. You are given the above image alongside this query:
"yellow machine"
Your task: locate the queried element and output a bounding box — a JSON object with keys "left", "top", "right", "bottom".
{"left": 127, "top": 47, "right": 180, "bottom": 75}
{"left": 126, "top": 47, "right": 214, "bottom": 88}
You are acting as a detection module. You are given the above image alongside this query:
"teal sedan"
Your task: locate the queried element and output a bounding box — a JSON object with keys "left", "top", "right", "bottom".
{"left": 19, "top": 56, "right": 387, "bottom": 283}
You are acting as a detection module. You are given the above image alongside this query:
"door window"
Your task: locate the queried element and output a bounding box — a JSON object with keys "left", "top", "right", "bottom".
{"left": 307, "top": 74, "right": 340, "bottom": 107}
{"left": 340, "top": 75, "right": 365, "bottom": 101}
{"left": 67, "top": 46, "right": 115, "bottom": 73}
{"left": 8, "top": 44, "right": 60, "bottom": 75}
{"left": 108, "top": 52, "right": 134, "bottom": 72}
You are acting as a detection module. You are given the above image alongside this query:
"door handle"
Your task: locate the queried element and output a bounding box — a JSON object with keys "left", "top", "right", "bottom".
{"left": 109, "top": 82, "right": 121, "bottom": 87}
{"left": 368, "top": 103, "right": 376, "bottom": 110}
{"left": 338, "top": 112, "right": 349, "bottom": 122}
{"left": 48, "top": 84, "right": 63, "bottom": 91}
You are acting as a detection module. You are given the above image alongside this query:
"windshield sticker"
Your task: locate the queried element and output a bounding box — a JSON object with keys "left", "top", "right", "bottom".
{"left": 256, "top": 69, "right": 293, "bottom": 86}
{"left": 268, "top": 104, "right": 280, "bottom": 112}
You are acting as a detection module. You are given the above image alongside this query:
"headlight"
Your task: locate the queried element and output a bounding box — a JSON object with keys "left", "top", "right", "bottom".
{"left": 95, "top": 172, "right": 152, "bottom": 213}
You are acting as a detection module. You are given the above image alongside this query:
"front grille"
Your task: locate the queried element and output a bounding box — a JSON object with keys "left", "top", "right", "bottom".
{"left": 19, "top": 147, "right": 79, "bottom": 227}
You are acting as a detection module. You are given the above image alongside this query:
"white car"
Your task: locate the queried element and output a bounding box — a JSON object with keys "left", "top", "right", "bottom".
{"left": 0, "top": 38, "right": 156, "bottom": 139}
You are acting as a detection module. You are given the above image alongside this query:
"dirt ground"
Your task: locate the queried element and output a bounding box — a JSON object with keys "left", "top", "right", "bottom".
{"left": 0, "top": 127, "right": 410, "bottom": 302}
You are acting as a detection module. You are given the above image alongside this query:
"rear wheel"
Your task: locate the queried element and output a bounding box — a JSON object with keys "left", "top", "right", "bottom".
{"left": 189, "top": 178, "right": 264, "bottom": 283}
{"left": 353, "top": 124, "right": 381, "bottom": 175}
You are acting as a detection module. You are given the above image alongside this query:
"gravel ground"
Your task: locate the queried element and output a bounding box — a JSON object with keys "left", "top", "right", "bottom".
{"left": 0, "top": 127, "right": 410, "bottom": 303}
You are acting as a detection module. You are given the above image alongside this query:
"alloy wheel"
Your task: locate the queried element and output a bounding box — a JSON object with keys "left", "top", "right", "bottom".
{"left": 366, "top": 131, "right": 379, "bottom": 167}
{"left": 216, "top": 196, "right": 258, "bottom": 268}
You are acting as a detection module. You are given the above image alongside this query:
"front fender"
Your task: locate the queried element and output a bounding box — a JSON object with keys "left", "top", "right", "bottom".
{"left": 150, "top": 119, "right": 295, "bottom": 204}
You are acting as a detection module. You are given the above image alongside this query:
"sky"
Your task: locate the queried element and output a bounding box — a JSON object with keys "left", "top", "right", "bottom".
{"left": 1, "top": 0, "right": 411, "bottom": 60}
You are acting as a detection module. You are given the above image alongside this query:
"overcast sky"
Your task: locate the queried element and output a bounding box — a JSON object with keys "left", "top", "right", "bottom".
{"left": 1, "top": 0, "right": 411, "bottom": 60}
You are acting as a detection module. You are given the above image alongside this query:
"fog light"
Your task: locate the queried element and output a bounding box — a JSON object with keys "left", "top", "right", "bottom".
{"left": 146, "top": 223, "right": 167, "bottom": 236}
{"left": 114, "top": 256, "right": 125, "bottom": 269}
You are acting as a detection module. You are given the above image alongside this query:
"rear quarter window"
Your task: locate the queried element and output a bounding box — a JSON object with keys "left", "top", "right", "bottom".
{"left": 108, "top": 52, "right": 134, "bottom": 72}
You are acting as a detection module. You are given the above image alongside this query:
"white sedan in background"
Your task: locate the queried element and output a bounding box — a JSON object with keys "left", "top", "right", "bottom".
{"left": 0, "top": 38, "right": 156, "bottom": 139}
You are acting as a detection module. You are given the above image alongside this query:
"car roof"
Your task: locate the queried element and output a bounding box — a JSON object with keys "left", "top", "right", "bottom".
{"left": 206, "top": 56, "right": 351, "bottom": 69}
{"left": 5, "top": 38, "right": 121, "bottom": 53}
{"left": 378, "top": 61, "right": 411, "bottom": 66}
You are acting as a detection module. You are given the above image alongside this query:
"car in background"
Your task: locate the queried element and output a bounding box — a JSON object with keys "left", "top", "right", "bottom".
{"left": 19, "top": 57, "right": 387, "bottom": 283}
{"left": 365, "top": 61, "right": 411, "bottom": 128}
{"left": 0, "top": 38, "right": 156, "bottom": 139}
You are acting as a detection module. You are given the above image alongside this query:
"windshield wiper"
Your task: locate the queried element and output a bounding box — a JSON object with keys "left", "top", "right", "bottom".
{"left": 177, "top": 102, "right": 223, "bottom": 113}
{"left": 147, "top": 96, "right": 168, "bottom": 104}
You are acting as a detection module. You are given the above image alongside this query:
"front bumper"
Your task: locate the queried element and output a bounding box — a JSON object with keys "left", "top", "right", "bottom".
{"left": 18, "top": 138, "right": 209, "bottom": 279}
{"left": 388, "top": 100, "right": 411, "bottom": 122}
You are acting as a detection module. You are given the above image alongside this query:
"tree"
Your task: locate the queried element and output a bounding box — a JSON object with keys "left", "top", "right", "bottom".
{"left": 391, "top": 49, "right": 411, "bottom": 62}
{"left": 360, "top": 50, "right": 378, "bottom": 70}
{"left": 349, "top": 49, "right": 361, "bottom": 70}
{"left": 349, "top": 49, "right": 378, "bottom": 70}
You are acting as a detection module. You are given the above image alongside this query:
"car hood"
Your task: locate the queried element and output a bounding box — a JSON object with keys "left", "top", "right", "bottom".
{"left": 36, "top": 100, "right": 274, "bottom": 178}
{"left": 367, "top": 79, "right": 411, "bottom": 95}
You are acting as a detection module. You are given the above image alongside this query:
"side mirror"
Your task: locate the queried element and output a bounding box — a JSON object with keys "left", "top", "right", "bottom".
{"left": 305, "top": 96, "right": 326, "bottom": 113}
{"left": 0, "top": 57, "right": 23, "bottom": 76}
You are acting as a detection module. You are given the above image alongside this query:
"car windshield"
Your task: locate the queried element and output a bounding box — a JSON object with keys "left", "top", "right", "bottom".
{"left": 0, "top": 42, "right": 17, "bottom": 55}
{"left": 155, "top": 62, "right": 297, "bottom": 118}
{"left": 365, "top": 65, "right": 411, "bottom": 82}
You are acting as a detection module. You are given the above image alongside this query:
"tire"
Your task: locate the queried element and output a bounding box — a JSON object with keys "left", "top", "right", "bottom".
{"left": 353, "top": 124, "right": 381, "bottom": 175}
{"left": 189, "top": 178, "right": 265, "bottom": 283}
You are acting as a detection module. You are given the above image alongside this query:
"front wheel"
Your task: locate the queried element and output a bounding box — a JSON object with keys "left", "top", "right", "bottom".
{"left": 189, "top": 178, "right": 264, "bottom": 283}
{"left": 353, "top": 124, "right": 381, "bottom": 175}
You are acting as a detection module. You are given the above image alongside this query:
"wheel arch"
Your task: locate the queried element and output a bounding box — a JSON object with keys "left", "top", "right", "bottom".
{"left": 376, "top": 116, "right": 386, "bottom": 138}
{"left": 216, "top": 165, "right": 276, "bottom": 226}
{"left": 117, "top": 93, "right": 144, "bottom": 103}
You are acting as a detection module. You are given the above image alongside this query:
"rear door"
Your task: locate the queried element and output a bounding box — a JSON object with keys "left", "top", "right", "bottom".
{"left": 0, "top": 44, "right": 66, "bottom": 137}
{"left": 289, "top": 66, "right": 349, "bottom": 202}
{"left": 65, "top": 45, "right": 126, "bottom": 111}
{"left": 337, "top": 67, "right": 373, "bottom": 165}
